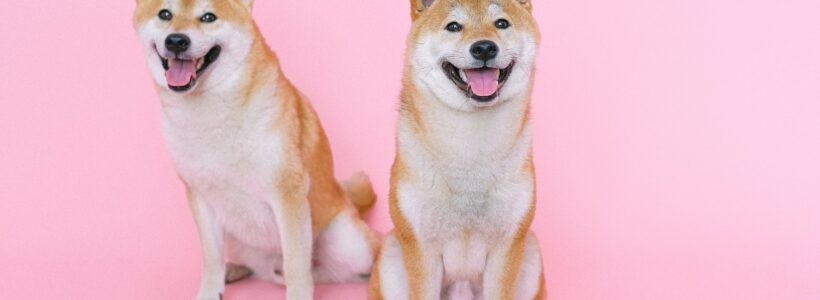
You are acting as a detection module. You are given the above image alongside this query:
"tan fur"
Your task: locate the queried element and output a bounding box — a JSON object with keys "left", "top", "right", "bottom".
{"left": 342, "top": 172, "right": 379, "bottom": 215}
{"left": 133, "top": 0, "right": 163, "bottom": 26}
{"left": 134, "top": 0, "right": 251, "bottom": 27}
{"left": 368, "top": 156, "right": 425, "bottom": 300}
{"left": 389, "top": 158, "right": 428, "bottom": 299}
{"left": 368, "top": 260, "right": 385, "bottom": 300}
{"left": 271, "top": 77, "right": 349, "bottom": 235}
{"left": 137, "top": 0, "right": 353, "bottom": 234}
{"left": 534, "top": 271, "right": 547, "bottom": 300}
{"left": 135, "top": 1, "right": 380, "bottom": 298}
{"left": 498, "top": 157, "right": 537, "bottom": 298}
{"left": 371, "top": 0, "right": 544, "bottom": 299}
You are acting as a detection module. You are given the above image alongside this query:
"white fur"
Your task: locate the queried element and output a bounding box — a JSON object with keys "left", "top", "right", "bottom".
{"left": 378, "top": 234, "right": 411, "bottom": 300}
{"left": 135, "top": 1, "right": 377, "bottom": 299}
{"left": 311, "top": 209, "right": 377, "bottom": 283}
{"left": 409, "top": 4, "right": 539, "bottom": 112}
{"left": 135, "top": 0, "right": 254, "bottom": 95}
{"left": 378, "top": 1, "right": 543, "bottom": 298}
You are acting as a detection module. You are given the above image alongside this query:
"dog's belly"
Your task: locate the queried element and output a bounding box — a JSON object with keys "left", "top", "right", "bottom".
{"left": 216, "top": 190, "right": 281, "bottom": 251}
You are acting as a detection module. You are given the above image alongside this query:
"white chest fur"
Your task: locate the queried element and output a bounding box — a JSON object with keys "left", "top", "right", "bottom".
{"left": 161, "top": 90, "right": 286, "bottom": 250}
{"left": 396, "top": 98, "right": 535, "bottom": 281}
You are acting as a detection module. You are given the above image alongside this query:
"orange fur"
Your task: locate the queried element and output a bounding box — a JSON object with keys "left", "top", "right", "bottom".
{"left": 342, "top": 172, "right": 379, "bottom": 215}
{"left": 368, "top": 251, "right": 386, "bottom": 300}
{"left": 498, "top": 157, "right": 538, "bottom": 299}
{"left": 534, "top": 271, "right": 547, "bottom": 300}
{"left": 135, "top": 1, "right": 379, "bottom": 296}
{"left": 133, "top": 0, "right": 163, "bottom": 26}
{"left": 268, "top": 60, "right": 349, "bottom": 236}
{"left": 371, "top": 0, "right": 544, "bottom": 299}
{"left": 133, "top": 0, "right": 252, "bottom": 30}
{"left": 389, "top": 158, "right": 428, "bottom": 299}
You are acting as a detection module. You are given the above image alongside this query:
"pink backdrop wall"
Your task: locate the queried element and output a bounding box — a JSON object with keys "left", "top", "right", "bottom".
{"left": 1, "top": 0, "right": 819, "bottom": 299}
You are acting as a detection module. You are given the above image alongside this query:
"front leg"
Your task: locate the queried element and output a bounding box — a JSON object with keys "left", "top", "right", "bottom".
{"left": 187, "top": 188, "right": 226, "bottom": 300}
{"left": 404, "top": 241, "right": 443, "bottom": 300}
{"left": 482, "top": 232, "right": 544, "bottom": 300}
{"left": 482, "top": 236, "right": 524, "bottom": 300}
{"left": 271, "top": 171, "right": 314, "bottom": 300}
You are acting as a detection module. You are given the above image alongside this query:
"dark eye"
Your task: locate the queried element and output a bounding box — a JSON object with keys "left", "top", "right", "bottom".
{"left": 495, "top": 19, "right": 510, "bottom": 29}
{"left": 445, "top": 22, "right": 462, "bottom": 32}
{"left": 158, "top": 9, "right": 173, "bottom": 21}
{"left": 200, "top": 13, "right": 218, "bottom": 23}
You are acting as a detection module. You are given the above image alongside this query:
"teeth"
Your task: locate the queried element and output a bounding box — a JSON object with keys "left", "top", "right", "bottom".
{"left": 459, "top": 69, "right": 467, "bottom": 82}
{"left": 196, "top": 58, "right": 204, "bottom": 70}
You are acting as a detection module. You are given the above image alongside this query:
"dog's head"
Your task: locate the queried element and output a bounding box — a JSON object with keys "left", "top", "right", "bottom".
{"left": 406, "top": 0, "right": 539, "bottom": 111}
{"left": 133, "top": 0, "right": 255, "bottom": 94}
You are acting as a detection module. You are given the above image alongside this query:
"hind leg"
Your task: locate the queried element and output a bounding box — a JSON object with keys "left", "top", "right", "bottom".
{"left": 225, "top": 263, "right": 253, "bottom": 284}
{"left": 369, "top": 232, "right": 409, "bottom": 300}
{"left": 312, "top": 209, "right": 381, "bottom": 283}
{"left": 224, "top": 233, "right": 282, "bottom": 284}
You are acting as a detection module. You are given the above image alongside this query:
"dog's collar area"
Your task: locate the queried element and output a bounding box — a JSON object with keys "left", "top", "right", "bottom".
{"left": 159, "top": 45, "right": 222, "bottom": 92}
{"left": 442, "top": 61, "right": 514, "bottom": 102}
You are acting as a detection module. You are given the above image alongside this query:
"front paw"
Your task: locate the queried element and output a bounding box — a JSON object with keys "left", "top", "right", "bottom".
{"left": 195, "top": 289, "right": 223, "bottom": 300}
{"left": 285, "top": 281, "right": 314, "bottom": 300}
{"left": 194, "top": 294, "right": 222, "bottom": 300}
{"left": 196, "top": 275, "right": 225, "bottom": 300}
{"left": 286, "top": 289, "right": 313, "bottom": 300}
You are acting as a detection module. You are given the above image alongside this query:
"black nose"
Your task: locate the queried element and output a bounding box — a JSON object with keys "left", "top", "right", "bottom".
{"left": 470, "top": 40, "right": 499, "bottom": 61}
{"left": 165, "top": 33, "right": 190, "bottom": 55}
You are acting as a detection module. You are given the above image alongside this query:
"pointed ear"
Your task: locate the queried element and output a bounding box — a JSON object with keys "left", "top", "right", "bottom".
{"left": 516, "top": 0, "right": 532, "bottom": 12}
{"left": 410, "top": 0, "right": 435, "bottom": 20}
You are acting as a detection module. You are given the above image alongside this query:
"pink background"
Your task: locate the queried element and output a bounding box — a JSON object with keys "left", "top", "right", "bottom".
{"left": 1, "top": 0, "right": 819, "bottom": 299}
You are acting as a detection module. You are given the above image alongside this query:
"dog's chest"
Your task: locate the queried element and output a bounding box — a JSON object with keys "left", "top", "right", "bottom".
{"left": 407, "top": 182, "right": 517, "bottom": 240}
{"left": 162, "top": 98, "right": 286, "bottom": 249}
{"left": 162, "top": 98, "right": 282, "bottom": 185}
{"left": 399, "top": 135, "right": 532, "bottom": 235}
{"left": 167, "top": 122, "right": 279, "bottom": 186}
{"left": 397, "top": 124, "right": 535, "bottom": 279}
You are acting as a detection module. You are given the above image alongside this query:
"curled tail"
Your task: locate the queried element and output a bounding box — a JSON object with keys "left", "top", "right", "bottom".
{"left": 341, "top": 171, "right": 377, "bottom": 215}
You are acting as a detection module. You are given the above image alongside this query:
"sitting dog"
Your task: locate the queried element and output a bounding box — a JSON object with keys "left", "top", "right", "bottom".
{"left": 133, "top": 1, "right": 381, "bottom": 298}
{"left": 370, "top": 0, "right": 545, "bottom": 299}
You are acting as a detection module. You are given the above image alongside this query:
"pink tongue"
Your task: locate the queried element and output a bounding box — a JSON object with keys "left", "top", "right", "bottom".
{"left": 165, "top": 59, "right": 197, "bottom": 86}
{"left": 464, "top": 68, "right": 500, "bottom": 97}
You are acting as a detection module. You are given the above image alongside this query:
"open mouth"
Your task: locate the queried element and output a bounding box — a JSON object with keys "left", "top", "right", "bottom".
{"left": 443, "top": 61, "right": 514, "bottom": 102}
{"left": 159, "top": 46, "right": 221, "bottom": 92}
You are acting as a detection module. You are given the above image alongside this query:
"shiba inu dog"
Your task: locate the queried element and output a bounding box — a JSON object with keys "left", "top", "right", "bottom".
{"left": 369, "top": 0, "right": 544, "bottom": 299}
{"left": 133, "top": 0, "right": 381, "bottom": 299}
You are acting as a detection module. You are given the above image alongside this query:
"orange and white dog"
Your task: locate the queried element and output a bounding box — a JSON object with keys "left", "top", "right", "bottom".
{"left": 370, "top": 0, "right": 544, "bottom": 299}
{"left": 133, "top": 1, "right": 381, "bottom": 299}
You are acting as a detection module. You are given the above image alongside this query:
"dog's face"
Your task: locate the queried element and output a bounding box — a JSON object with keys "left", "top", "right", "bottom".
{"left": 406, "top": 0, "right": 539, "bottom": 111}
{"left": 133, "top": 0, "right": 255, "bottom": 94}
